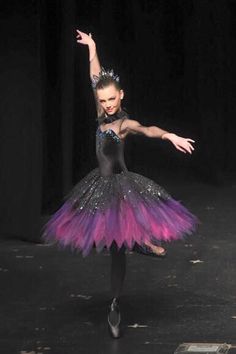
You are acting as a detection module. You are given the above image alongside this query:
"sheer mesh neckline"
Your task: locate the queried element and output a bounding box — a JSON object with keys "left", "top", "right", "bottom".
{"left": 98, "top": 117, "right": 127, "bottom": 140}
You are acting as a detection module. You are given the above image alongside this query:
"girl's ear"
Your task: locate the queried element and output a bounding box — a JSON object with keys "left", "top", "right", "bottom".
{"left": 120, "top": 89, "right": 124, "bottom": 100}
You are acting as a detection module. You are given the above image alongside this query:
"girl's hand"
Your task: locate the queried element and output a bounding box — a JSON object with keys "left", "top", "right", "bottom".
{"left": 76, "top": 29, "right": 94, "bottom": 46}
{"left": 163, "top": 133, "right": 195, "bottom": 154}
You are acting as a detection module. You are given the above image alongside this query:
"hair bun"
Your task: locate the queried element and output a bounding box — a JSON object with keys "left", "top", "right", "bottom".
{"left": 92, "top": 67, "right": 120, "bottom": 89}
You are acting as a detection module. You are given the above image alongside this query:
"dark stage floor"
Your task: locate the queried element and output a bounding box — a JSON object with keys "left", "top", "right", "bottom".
{"left": 1, "top": 178, "right": 236, "bottom": 354}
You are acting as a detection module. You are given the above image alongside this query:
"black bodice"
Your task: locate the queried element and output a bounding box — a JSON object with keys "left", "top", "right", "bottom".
{"left": 96, "top": 125, "right": 128, "bottom": 177}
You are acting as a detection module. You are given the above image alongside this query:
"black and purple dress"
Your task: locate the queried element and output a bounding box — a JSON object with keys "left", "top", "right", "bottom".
{"left": 42, "top": 113, "right": 198, "bottom": 257}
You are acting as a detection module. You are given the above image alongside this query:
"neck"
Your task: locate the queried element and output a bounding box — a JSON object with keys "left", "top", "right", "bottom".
{"left": 97, "top": 108, "right": 129, "bottom": 125}
{"left": 102, "top": 109, "right": 124, "bottom": 124}
{"left": 104, "top": 107, "right": 121, "bottom": 118}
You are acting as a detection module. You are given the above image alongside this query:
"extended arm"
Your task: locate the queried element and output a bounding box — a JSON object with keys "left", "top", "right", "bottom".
{"left": 76, "top": 29, "right": 101, "bottom": 80}
{"left": 121, "top": 119, "right": 195, "bottom": 154}
{"left": 76, "top": 29, "right": 103, "bottom": 115}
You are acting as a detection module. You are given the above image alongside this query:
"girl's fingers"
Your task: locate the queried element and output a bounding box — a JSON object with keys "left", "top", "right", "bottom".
{"left": 76, "top": 33, "right": 82, "bottom": 39}
{"left": 187, "top": 143, "right": 194, "bottom": 150}
{"left": 183, "top": 144, "right": 192, "bottom": 153}
{"left": 180, "top": 140, "right": 195, "bottom": 153}
{"left": 179, "top": 144, "right": 193, "bottom": 154}
{"left": 76, "top": 30, "right": 82, "bottom": 37}
{"left": 175, "top": 145, "right": 186, "bottom": 153}
{"left": 76, "top": 30, "right": 89, "bottom": 40}
{"left": 174, "top": 139, "right": 195, "bottom": 154}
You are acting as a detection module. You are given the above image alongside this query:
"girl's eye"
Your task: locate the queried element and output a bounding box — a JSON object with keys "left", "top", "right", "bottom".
{"left": 99, "top": 97, "right": 115, "bottom": 103}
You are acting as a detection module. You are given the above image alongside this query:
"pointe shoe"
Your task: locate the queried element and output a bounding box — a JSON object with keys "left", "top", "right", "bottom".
{"left": 133, "top": 243, "right": 167, "bottom": 258}
{"left": 107, "top": 298, "right": 121, "bottom": 339}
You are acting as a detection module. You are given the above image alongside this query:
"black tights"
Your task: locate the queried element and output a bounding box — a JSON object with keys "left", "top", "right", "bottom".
{"left": 110, "top": 242, "right": 126, "bottom": 299}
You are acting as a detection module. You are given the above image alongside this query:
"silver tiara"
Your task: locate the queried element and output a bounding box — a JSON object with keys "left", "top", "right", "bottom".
{"left": 91, "top": 67, "right": 120, "bottom": 89}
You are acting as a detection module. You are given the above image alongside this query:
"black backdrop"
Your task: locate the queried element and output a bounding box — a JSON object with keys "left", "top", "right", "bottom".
{"left": 0, "top": 0, "right": 236, "bottom": 242}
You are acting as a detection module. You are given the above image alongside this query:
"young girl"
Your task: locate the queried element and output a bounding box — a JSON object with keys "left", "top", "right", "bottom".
{"left": 42, "top": 30, "right": 198, "bottom": 339}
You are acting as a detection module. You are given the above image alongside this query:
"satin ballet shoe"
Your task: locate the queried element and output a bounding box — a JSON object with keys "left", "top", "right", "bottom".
{"left": 133, "top": 243, "right": 167, "bottom": 258}
{"left": 107, "top": 297, "right": 122, "bottom": 339}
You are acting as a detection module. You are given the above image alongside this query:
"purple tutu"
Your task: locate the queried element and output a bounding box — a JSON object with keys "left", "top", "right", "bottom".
{"left": 41, "top": 168, "right": 198, "bottom": 257}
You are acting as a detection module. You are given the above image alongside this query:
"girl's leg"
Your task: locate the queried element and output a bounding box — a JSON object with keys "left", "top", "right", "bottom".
{"left": 144, "top": 239, "right": 166, "bottom": 255}
{"left": 110, "top": 241, "right": 126, "bottom": 299}
{"left": 108, "top": 242, "right": 126, "bottom": 338}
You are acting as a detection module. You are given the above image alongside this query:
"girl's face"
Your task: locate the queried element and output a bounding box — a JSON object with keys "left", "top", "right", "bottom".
{"left": 96, "top": 84, "right": 124, "bottom": 116}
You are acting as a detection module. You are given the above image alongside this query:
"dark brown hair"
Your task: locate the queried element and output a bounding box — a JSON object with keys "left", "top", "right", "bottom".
{"left": 95, "top": 76, "right": 121, "bottom": 91}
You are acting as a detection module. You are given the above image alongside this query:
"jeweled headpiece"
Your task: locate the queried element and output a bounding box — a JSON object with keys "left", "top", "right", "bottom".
{"left": 91, "top": 67, "right": 120, "bottom": 89}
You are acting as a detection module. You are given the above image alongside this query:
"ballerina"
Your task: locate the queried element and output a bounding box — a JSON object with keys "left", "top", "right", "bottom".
{"left": 41, "top": 29, "right": 198, "bottom": 339}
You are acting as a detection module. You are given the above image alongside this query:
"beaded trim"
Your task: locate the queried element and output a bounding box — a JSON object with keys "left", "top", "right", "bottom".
{"left": 96, "top": 127, "right": 121, "bottom": 143}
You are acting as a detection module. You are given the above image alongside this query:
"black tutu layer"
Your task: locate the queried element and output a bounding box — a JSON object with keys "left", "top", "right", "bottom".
{"left": 42, "top": 168, "right": 198, "bottom": 257}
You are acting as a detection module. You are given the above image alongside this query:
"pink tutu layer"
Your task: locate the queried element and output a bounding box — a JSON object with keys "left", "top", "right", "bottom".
{"left": 42, "top": 169, "right": 198, "bottom": 256}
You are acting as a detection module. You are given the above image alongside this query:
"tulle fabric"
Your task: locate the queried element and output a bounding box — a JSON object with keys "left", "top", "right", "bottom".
{"left": 42, "top": 168, "right": 198, "bottom": 257}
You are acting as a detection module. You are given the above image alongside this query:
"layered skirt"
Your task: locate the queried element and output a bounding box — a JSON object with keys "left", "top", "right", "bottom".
{"left": 42, "top": 168, "right": 198, "bottom": 257}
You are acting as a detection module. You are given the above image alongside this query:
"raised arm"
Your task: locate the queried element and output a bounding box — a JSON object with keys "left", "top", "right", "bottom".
{"left": 76, "top": 29, "right": 101, "bottom": 80}
{"left": 76, "top": 29, "right": 103, "bottom": 116}
{"left": 121, "top": 119, "right": 195, "bottom": 154}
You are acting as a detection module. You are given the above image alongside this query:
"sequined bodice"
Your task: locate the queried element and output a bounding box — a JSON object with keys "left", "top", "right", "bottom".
{"left": 96, "top": 126, "right": 128, "bottom": 176}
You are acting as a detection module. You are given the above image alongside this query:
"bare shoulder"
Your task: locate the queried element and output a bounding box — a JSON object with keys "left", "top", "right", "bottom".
{"left": 121, "top": 118, "right": 141, "bottom": 129}
{"left": 120, "top": 118, "right": 143, "bottom": 135}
